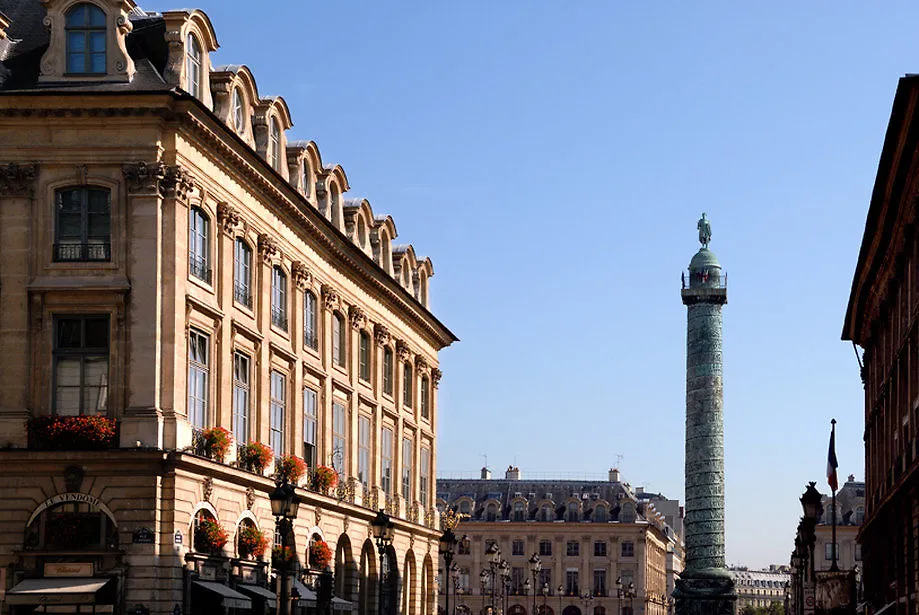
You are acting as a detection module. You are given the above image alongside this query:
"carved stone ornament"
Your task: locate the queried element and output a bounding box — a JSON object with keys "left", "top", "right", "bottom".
{"left": 258, "top": 233, "right": 279, "bottom": 259}
{"left": 202, "top": 477, "right": 214, "bottom": 503}
{"left": 63, "top": 465, "right": 85, "bottom": 493}
{"left": 245, "top": 486, "right": 256, "bottom": 510}
{"left": 342, "top": 516, "right": 349, "bottom": 533}
{"left": 315, "top": 506, "right": 322, "bottom": 525}
{"left": 348, "top": 305, "right": 366, "bottom": 329}
{"left": 321, "top": 283, "right": 339, "bottom": 311}
{"left": 0, "top": 162, "right": 38, "bottom": 196}
{"left": 123, "top": 161, "right": 166, "bottom": 195}
{"left": 216, "top": 202, "right": 241, "bottom": 234}
{"left": 414, "top": 355, "right": 429, "bottom": 373}
{"left": 163, "top": 29, "right": 184, "bottom": 87}
{"left": 431, "top": 367, "right": 443, "bottom": 388}
{"left": 373, "top": 323, "right": 391, "bottom": 346}
{"left": 396, "top": 340, "right": 411, "bottom": 363}
{"left": 161, "top": 165, "right": 194, "bottom": 200}
{"left": 292, "top": 261, "right": 312, "bottom": 289}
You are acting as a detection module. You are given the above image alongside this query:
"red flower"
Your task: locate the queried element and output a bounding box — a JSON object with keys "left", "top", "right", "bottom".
{"left": 239, "top": 441, "right": 274, "bottom": 473}
{"left": 312, "top": 465, "right": 339, "bottom": 491}
{"left": 195, "top": 516, "right": 228, "bottom": 553}
{"left": 309, "top": 539, "right": 333, "bottom": 569}
{"left": 238, "top": 525, "right": 268, "bottom": 560}
{"left": 28, "top": 415, "right": 117, "bottom": 450}
{"left": 201, "top": 427, "right": 233, "bottom": 462}
{"left": 276, "top": 454, "right": 307, "bottom": 485}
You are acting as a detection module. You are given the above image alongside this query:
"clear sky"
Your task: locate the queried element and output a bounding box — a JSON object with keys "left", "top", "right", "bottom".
{"left": 200, "top": 1, "right": 919, "bottom": 568}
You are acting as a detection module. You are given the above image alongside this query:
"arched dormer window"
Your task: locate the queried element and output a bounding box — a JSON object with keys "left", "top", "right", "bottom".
{"left": 567, "top": 502, "right": 580, "bottom": 522}
{"left": 593, "top": 505, "right": 608, "bottom": 522}
{"left": 402, "top": 264, "right": 411, "bottom": 290}
{"left": 540, "top": 504, "right": 553, "bottom": 522}
{"left": 485, "top": 502, "right": 498, "bottom": 522}
{"left": 186, "top": 34, "right": 202, "bottom": 98}
{"left": 65, "top": 3, "right": 106, "bottom": 75}
{"left": 269, "top": 117, "right": 281, "bottom": 170}
{"left": 54, "top": 186, "right": 111, "bottom": 262}
{"left": 330, "top": 184, "right": 341, "bottom": 227}
{"left": 512, "top": 500, "right": 526, "bottom": 522}
{"left": 358, "top": 217, "right": 368, "bottom": 251}
{"left": 232, "top": 87, "right": 245, "bottom": 134}
{"left": 188, "top": 207, "right": 211, "bottom": 284}
{"left": 458, "top": 500, "right": 471, "bottom": 516}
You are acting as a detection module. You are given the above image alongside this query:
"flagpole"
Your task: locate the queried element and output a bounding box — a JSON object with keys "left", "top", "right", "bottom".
{"left": 830, "top": 419, "right": 839, "bottom": 572}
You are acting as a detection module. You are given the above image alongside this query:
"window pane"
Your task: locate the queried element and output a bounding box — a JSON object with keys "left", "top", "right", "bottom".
{"left": 68, "top": 32, "right": 86, "bottom": 52}
{"left": 90, "top": 53, "right": 105, "bottom": 74}
{"left": 87, "top": 6, "right": 106, "bottom": 26}
{"left": 66, "top": 5, "right": 86, "bottom": 26}
{"left": 82, "top": 357, "right": 108, "bottom": 413}
{"left": 89, "top": 31, "right": 105, "bottom": 52}
{"left": 56, "top": 319, "right": 83, "bottom": 349}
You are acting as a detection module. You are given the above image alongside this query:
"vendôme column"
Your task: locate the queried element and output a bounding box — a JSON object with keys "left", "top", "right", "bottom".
{"left": 674, "top": 214, "right": 736, "bottom": 615}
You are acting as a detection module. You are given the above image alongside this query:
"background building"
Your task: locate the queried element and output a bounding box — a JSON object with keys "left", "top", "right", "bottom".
{"left": 727, "top": 566, "right": 790, "bottom": 612}
{"left": 437, "top": 467, "right": 683, "bottom": 615}
{"left": 0, "top": 1, "right": 456, "bottom": 613}
{"left": 842, "top": 73, "right": 919, "bottom": 615}
{"left": 815, "top": 476, "right": 864, "bottom": 574}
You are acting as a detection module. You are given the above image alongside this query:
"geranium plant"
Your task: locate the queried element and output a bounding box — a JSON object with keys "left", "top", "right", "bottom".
{"left": 272, "top": 545, "right": 296, "bottom": 568}
{"left": 276, "top": 454, "right": 307, "bottom": 485}
{"left": 312, "top": 465, "right": 339, "bottom": 492}
{"left": 28, "top": 415, "right": 117, "bottom": 450}
{"left": 238, "top": 525, "right": 268, "bottom": 560}
{"left": 239, "top": 441, "right": 273, "bottom": 473}
{"left": 309, "top": 539, "right": 333, "bottom": 570}
{"left": 200, "top": 426, "right": 233, "bottom": 462}
{"left": 195, "top": 516, "right": 228, "bottom": 554}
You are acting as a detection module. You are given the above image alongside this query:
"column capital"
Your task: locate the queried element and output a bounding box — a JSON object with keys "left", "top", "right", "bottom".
{"left": 0, "top": 162, "right": 38, "bottom": 197}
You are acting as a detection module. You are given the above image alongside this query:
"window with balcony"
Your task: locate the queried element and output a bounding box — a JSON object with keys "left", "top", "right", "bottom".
{"left": 332, "top": 401, "right": 346, "bottom": 475}
{"left": 358, "top": 415, "right": 370, "bottom": 486}
{"left": 383, "top": 347, "right": 394, "bottom": 395}
{"left": 382, "top": 427, "right": 393, "bottom": 495}
{"left": 565, "top": 570, "right": 579, "bottom": 596}
{"left": 304, "top": 290, "right": 318, "bottom": 349}
{"left": 269, "top": 371, "right": 286, "bottom": 454}
{"left": 53, "top": 315, "right": 109, "bottom": 415}
{"left": 303, "top": 388, "right": 317, "bottom": 467}
{"left": 359, "top": 330, "right": 371, "bottom": 382}
{"left": 402, "top": 437, "right": 413, "bottom": 500}
{"left": 420, "top": 448, "right": 430, "bottom": 505}
{"left": 187, "top": 328, "right": 209, "bottom": 428}
{"left": 593, "top": 569, "right": 607, "bottom": 597}
{"left": 65, "top": 3, "right": 106, "bottom": 75}
{"left": 233, "top": 239, "right": 252, "bottom": 308}
{"left": 188, "top": 207, "right": 211, "bottom": 283}
{"left": 54, "top": 187, "right": 110, "bottom": 262}
{"left": 232, "top": 352, "right": 249, "bottom": 441}
{"left": 332, "top": 312, "right": 346, "bottom": 367}
{"left": 271, "top": 266, "right": 288, "bottom": 330}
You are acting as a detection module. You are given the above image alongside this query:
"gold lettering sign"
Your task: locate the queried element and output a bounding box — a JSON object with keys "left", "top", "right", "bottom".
{"left": 44, "top": 562, "right": 93, "bottom": 577}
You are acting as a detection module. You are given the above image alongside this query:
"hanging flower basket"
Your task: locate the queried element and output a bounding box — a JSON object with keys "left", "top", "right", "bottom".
{"left": 238, "top": 525, "right": 268, "bottom": 560}
{"left": 312, "top": 465, "right": 339, "bottom": 493}
{"left": 200, "top": 426, "right": 233, "bottom": 462}
{"left": 239, "top": 441, "right": 274, "bottom": 474}
{"left": 275, "top": 454, "right": 307, "bottom": 485}
{"left": 272, "top": 545, "right": 296, "bottom": 568}
{"left": 309, "top": 539, "right": 333, "bottom": 570}
{"left": 27, "top": 415, "right": 117, "bottom": 450}
{"left": 195, "top": 517, "right": 228, "bottom": 554}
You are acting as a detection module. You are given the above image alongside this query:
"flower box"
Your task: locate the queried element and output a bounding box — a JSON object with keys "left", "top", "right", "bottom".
{"left": 276, "top": 454, "right": 307, "bottom": 485}
{"left": 238, "top": 525, "right": 268, "bottom": 560}
{"left": 198, "top": 426, "right": 233, "bottom": 462}
{"left": 239, "top": 441, "right": 274, "bottom": 474}
{"left": 311, "top": 465, "right": 339, "bottom": 493}
{"left": 309, "top": 539, "right": 332, "bottom": 570}
{"left": 28, "top": 415, "right": 117, "bottom": 450}
{"left": 195, "top": 517, "right": 228, "bottom": 554}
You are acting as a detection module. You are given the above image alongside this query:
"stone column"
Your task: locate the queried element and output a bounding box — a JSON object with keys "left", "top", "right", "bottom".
{"left": 257, "top": 233, "right": 278, "bottom": 449}
{"left": 675, "top": 216, "right": 735, "bottom": 615}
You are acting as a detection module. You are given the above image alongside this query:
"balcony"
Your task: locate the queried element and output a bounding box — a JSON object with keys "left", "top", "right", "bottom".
{"left": 189, "top": 253, "right": 212, "bottom": 284}
{"left": 53, "top": 242, "right": 111, "bottom": 262}
{"left": 234, "top": 282, "right": 252, "bottom": 309}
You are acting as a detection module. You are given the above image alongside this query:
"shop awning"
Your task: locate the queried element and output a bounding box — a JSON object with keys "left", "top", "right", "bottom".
{"left": 192, "top": 580, "right": 252, "bottom": 610}
{"left": 292, "top": 579, "right": 318, "bottom": 608}
{"left": 6, "top": 577, "right": 112, "bottom": 606}
{"left": 332, "top": 596, "right": 355, "bottom": 611}
{"left": 238, "top": 583, "right": 278, "bottom": 608}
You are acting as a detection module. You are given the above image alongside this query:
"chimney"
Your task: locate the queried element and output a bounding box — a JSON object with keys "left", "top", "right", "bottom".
{"left": 481, "top": 467, "right": 492, "bottom": 480}
{"left": 636, "top": 486, "right": 644, "bottom": 495}
{"left": 847, "top": 474, "right": 855, "bottom": 483}
{"left": 609, "top": 468, "right": 620, "bottom": 482}
{"left": 505, "top": 466, "right": 521, "bottom": 480}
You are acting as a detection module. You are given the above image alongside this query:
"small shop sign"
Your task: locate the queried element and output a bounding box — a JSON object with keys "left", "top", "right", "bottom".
{"left": 44, "top": 562, "right": 93, "bottom": 577}
{"left": 133, "top": 527, "right": 155, "bottom": 544}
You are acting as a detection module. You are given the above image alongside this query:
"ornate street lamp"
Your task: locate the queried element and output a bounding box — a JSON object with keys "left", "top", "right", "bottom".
{"left": 800, "top": 482, "right": 822, "bottom": 522}
{"left": 371, "top": 510, "right": 395, "bottom": 615}
{"left": 558, "top": 584, "right": 564, "bottom": 615}
{"left": 439, "top": 528, "right": 458, "bottom": 615}
{"left": 615, "top": 578, "right": 635, "bottom": 615}
{"left": 269, "top": 482, "right": 300, "bottom": 615}
{"left": 529, "top": 554, "right": 542, "bottom": 615}
{"left": 581, "top": 591, "right": 594, "bottom": 614}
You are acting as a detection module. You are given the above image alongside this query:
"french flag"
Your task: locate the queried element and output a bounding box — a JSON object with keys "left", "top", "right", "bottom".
{"left": 827, "top": 421, "right": 839, "bottom": 492}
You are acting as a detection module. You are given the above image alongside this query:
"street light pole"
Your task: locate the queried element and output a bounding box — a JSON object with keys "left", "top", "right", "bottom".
{"left": 440, "top": 528, "right": 458, "bottom": 615}
{"left": 529, "top": 554, "right": 542, "bottom": 615}
{"left": 558, "top": 585, "right": 564, "bottom": 615}
{"left": 269, "top": 482, "right": 300, "bottom": 615}
{"left": 371, "top": 510, "right": 395, "bottom": 615}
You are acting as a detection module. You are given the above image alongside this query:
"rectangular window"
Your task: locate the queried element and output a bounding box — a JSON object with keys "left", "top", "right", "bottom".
{"left": 538, "top": 569, "right": 552, "bottom": 594}
{"left": 232, "top": 352, "right": 250, "bottom": 440}
{"left": 332, "top": 401, "right": 346, "bottom": 474}
{"left": 593, "top": 541, "right": 607, "bottom": 557}
{"left": 53, "top": 316, "right": 109, "bottom": 415}
{"left": 332, "top": 313, "right": 346, "bottom": 367}
{"left": 565, "top": 570, "right": 579, "bottom": 596}
{"left": 593, "top": 569, "right": 606, "bottom": 597}
{"left": 188, "top": 207, "right": 211, "bottom": 283}
{"left": 621, "top": 541, "right": 634, "bottom": 557}
{"left": 359, "top": 332, "right": 371, "bottom": 381}
{"left": 420, "top": 448, "right": 430, "bottom": 505}
{"left": 233, "top": 239, "right": 252, "bottom": 308}
{"left": 187, "top": 328, "right": 209, "bottom": 428}
{"left": 566, "top": 541, "right": 579, "bottom": 557}
{"left": 855, "top": 544, "right": 862, "bottom": 561}
{"left": 383, "top": 348, "right": 394, "bottom": 395}
{"left": 458, "top": 568, "right": 470, "bottom": 593}
{"left": 381, "top": 427, "right": 393, "bottom": 494}
{"left": 269, "top": 371, "right": 286, "bottom": 454}
{"left": 358, "top": 415, "right": 371, "bottom": 486}
{"left": 824, "top": 543, "right": 838, "bottom": 560}
{"left": 54, "top": 188, "right": 111, "bottom": 262}
{"left": 458, "top": 538, "right": 470, "bottom": 555}
{"left": 271, "top": 267, "right": 288, "bottom": 330}
{"left": 304, "top": 291, "right": 318, "bottom": 349}
{"left": 402, "top": 437, "right": 413, "bottom": 500}
{"left": 511, "top": 567, "right": 525, "bottom": 595}
{"left": 420, "top": 376, "right": 429, "bottom": 419}
{"left": 303, "top": 388, "right": 318, "bottom": 467}
{"left": 539, "top": 540, "right": 552, "bottom": 557}
{"left": 403, "top": 363, "right": 413, "bottom": 407}
{"left": 512, "top": 540, "right": 525, "bottom": 556}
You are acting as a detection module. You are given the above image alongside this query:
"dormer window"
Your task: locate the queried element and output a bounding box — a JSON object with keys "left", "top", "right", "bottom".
{"left": 232, "top": 88, "right": 245, "bottom": 133}
{"left": 269, "top": 118, "right": 281, "bottom": 170}
{"left": 65, "top": 4, "right": 106, "bottom": 75}
{"left": 186, "top": 34, "right": 202, "bottom": 98}
{"left": 301, "top": 162, "right": 311, "bottom": 197}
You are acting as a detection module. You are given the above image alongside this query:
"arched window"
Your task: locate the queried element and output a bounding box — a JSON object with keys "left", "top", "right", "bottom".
{"left": 192, "top": 509, "right": 226, "bottom": 554}
{"left": 358, "top": 217, "right": 368, "bottom": 250}
{"left": 403, "top": 362, "right": 413, "bottom": 407}
{"left": 186, "top": 34, "right": 202, "bottom": 97}
{"left": 332, "top": 312, "right": 346, "bottom": 367}
{"left": 567, "top": 502, "right": 580, "bottom": 522}
{"left": 271, "top": 266, "right": 288, "bottom": 330}
{"left": 593, "top": 505, "right": 608, "bottom": 522}
{"left": 458, "top": 500, "right": 471, "bottom": 516}
{"left": 485, "top": 503, "right": 498, "bottom": 522}
{"left": 24, "top": 500, "right": 118, "bottom": 551}
{"left": 302, "top": 161, "right": 311, "bottom": 197}
{"left": 65, "top": 3, "right": 106, "bottom": 75}
{"left": 304, "top": 290, "right": 318, "bottom": 349}
{"left": 359, "top": 330, "right": 371, "bottom": 381}
{"left": 232, "top": 87, "right": 245, "bottom": 133}
{"left": 513, "top": 501, "right": 526, "bottom": 522}
{"left": 54, "top": 186, "right": 111, "bottom": 262}
{"left": 233, "top": 238, "right": 252, "bottom": 308}
{"left": 237, "top": 518, "right": 266, "bottom": 560}
{"left": 269, "top": 117, "right": 281, "bottom": 170}
{"left": 330, "top": 184, "right": 341, "bottom": 227}
{"left": 188, "top": 207, "right": 211, "bottom": 283}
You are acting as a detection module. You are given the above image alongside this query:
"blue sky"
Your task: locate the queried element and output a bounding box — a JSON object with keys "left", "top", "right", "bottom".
{"left": 202, "top": 1, "right": 918, "bottom": 568}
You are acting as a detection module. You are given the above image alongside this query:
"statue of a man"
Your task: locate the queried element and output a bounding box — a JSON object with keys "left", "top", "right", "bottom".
{"left": 698, "top": 212, "right": 712, "bottom": 248}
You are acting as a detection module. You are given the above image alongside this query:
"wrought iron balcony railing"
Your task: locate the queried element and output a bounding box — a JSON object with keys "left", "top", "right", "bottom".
{"left": 54, "top": 242, "right": 111, "bottom": 262}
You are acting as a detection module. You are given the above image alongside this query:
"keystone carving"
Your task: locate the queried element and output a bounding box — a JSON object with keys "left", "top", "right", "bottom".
{"left": 216, "top": 202, "right": 241, "bottom": 234}
{"left": 373, "top": 323, "right": 391, "bottom": 345}
{"left": 202, "top": 477, "right": 214, "bottom": 503}
{"left": 292, "top": 261, "right": 312, "bottom": 289}
{"left": 321, "top": 284, "right": 339, "bottom": 310}
{"left": 0, "top": 162, "right": 38, "bottom": 196}
{"left": 431, "top": 368, "right": 443, "bottom": 388}
{"left": 258, "top": 233, "right": 279, "bottom": 259}
{"left": 349, "top": 305, "right": 366, "bottom": 329}
{"left": 396, "top": 340, "right": 412, "bottom": 362}
{"left": 245, "top": 486, "right": 256, "bottom": 510}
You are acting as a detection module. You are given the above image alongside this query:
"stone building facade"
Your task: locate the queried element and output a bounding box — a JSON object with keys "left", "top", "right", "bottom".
{"left": 727, "top": 567, "right": 789, "bottom": 612}
{"left": 0, "top": 1, "right": 456, "bottom": 614}
{"left": 814, "top": 476, "right": 864, "bottom": 575}
{"left": 436, "top": 468, "right": 683, "bottom": 615}
{"left": 842, "top": 73, "right": 919, "bottom": 615}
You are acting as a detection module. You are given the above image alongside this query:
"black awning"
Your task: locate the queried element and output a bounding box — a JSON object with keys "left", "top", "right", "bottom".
{"left": 192, "top": 580, "right": 253, "bottom": 610}
{"left": 238, "top": 583, "right": 278, "bottom": 608}
{"left": 6, "top": 577, "right": 112, "bottom": 606}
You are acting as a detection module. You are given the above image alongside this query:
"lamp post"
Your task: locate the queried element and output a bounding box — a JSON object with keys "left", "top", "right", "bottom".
{"left": 269, "top": 481, "right": 300, "bottom": 615}
{"left": 541, "top": 583, "right": 549, "bottom": 615}
{"left": 371, "top": 510, "right": 395, "bottom": 615}
{"left": 440, "top": 528, "right": 458, "bottom": 615}
{"left": 615, "top": 578, "right": 635, "bottom": 615}
{"left": 800, "top": 481, "right": 821, "bottom": 613}
{"left": 581, "top": 591, "right": 593, "bottom": 615}
{"left": 557, "top": 585, "right": 564, "bottom": 615}
{"left": 529, "top": 554, "right": 542, "bottom": 615}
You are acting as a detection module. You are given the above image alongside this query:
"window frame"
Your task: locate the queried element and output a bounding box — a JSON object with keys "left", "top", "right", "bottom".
{"left": 271, "top": 266, "right": 288, "bottom": 331}
{"left": 52, "top": 315, "right": 110, "bottom": 416}
{"left": 188, "top": 207, "right": 211, "bottom": 284}
{"left": 54, "top": 186, "right": 112, "bottom": 262}
{"left": 186, "top": 33, "right": 202, "bottom": 98}
{"left": 233, "top": 238, "right": 252, "bottom": 308}
{"left": 64, "top": 3, "right": 107, "bottom": 75}
{"left": 269, "top": 370, "right": 286, "bottom": 454}
{"left": 187, "top": 328, "right": 210, "bottom": 429}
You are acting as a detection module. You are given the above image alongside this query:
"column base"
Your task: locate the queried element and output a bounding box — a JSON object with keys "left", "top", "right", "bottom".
{"left": 674, "top": 574, "right": 736, "bottom": 615}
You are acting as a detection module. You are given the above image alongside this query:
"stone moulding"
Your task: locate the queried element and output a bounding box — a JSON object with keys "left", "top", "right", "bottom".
{"left": 0, "top": 162, "right": 39, "bottom": 196}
